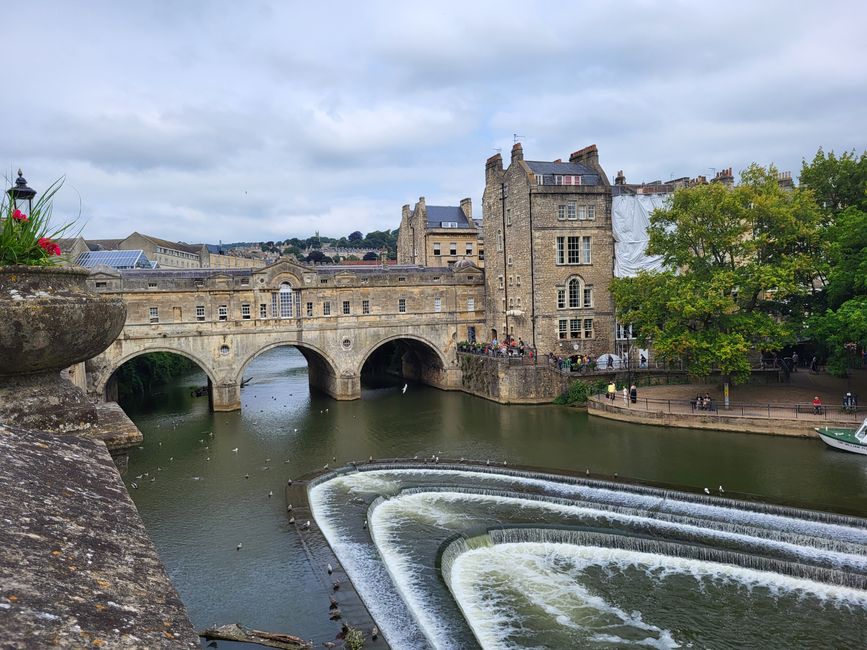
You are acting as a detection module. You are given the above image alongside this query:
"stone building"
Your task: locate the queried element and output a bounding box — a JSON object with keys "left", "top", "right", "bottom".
{"left": 482, "top": 143, "right": 616, "bottom": 357}
{"left": 397, "top": 197, "right": 484, "bottom": 268}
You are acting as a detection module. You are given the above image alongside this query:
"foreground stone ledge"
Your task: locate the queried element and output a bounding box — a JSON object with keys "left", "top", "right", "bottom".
{"left": 0, "top": 425, "right": 198, "bottom": 649}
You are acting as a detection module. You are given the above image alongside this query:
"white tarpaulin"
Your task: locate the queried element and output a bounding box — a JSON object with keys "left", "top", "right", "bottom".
{"left": 612, "top": 194, "right": 669, "bottom": 277}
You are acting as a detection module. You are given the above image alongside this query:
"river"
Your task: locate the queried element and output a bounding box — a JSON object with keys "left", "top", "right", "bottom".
{"left": 121, "top": 347, "right": 867, "bottom": 647}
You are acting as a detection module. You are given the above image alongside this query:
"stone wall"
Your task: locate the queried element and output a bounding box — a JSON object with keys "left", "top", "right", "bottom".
{"left": 458, "top": 354, "right": 572, "bottom": 404}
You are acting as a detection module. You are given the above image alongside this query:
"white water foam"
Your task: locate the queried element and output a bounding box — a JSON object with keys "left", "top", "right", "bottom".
{"left": 311, "top": 469, "right": 867, "bottom": 650}
{"left": 448, "top": 543, "right": 867, "bottom": 649}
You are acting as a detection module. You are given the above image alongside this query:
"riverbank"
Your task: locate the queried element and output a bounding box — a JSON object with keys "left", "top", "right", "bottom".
{"left": 588, "top": 369, "right": 867, "bottom": 436}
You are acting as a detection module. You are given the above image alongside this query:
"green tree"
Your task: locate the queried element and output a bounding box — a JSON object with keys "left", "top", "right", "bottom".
{"left": 802, "top": 148, "right": 867, "bottom": 374}
{"left": 363, "top": 251, "right": 379, "bottom": 261}
{"left": 612, "top": 164, "right": 824, "bottom": 382}
{"left": 799, "top": 148, "right": 867, "bottom": 216}
{"left": 304, "top": 250, "right": 332, "bottom": 264}
{"left": 348, "top": 230, "right": 363, "bottom": 242}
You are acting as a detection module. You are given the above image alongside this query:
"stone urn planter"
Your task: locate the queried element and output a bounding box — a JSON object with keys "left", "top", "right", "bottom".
{"left": 0, "top": 266, "right": 126, "bottom": 433}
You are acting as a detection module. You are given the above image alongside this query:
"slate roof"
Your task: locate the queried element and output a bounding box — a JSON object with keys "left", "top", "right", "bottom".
{"left": 425, "top": 205, "right": 472, "bottom": 228}
{"left": 525, "top": 160, "right": 601, "bottom": 185}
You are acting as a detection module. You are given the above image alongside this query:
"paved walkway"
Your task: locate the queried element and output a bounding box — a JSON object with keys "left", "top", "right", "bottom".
{"left": 589, "top": 369, "right": 866, "bottom": 436}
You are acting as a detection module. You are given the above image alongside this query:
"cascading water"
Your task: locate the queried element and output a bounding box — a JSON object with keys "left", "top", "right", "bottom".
{"left": 308, "top": 465, "right": 867, "bottom": 649}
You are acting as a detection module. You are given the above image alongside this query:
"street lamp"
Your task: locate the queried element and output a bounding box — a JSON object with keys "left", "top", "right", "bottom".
{"left": 7, "top": 169, "right": 36, "bottom": 215}
{"left": 844, "top": 341, "right": 857, "bottom": 391}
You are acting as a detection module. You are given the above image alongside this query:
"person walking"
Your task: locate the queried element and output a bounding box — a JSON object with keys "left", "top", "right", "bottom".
{"left": 607, "top": 381, "right": 616, "bottom": 401}
{"left": 630, "top": 384, "right": 638, "bottom": 404}
{"left": 792, "top": 351, "right": 799, "bottom": 372}
{"left": 622, "top": 385, "right": 629, "bottom": 405}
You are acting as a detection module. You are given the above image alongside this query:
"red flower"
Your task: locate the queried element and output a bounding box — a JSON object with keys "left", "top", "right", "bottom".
{"left": 12, "top": 209, "right": 28, "bottom": 222}
{"left": 38, "top": 237, "right": 62, "bottom": 256}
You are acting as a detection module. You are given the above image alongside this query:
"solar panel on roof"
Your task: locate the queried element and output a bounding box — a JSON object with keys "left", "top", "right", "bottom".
{"left": 75, "top": 249, "right": 152, "bottom": 269}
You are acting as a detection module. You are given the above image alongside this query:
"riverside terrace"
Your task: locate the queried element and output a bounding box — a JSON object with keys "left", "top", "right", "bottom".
{"left": 588, "top": 369, "right": 867, "bottom": 437}
{"left": 83, "top": 259, "right": 486, "bottom": 409}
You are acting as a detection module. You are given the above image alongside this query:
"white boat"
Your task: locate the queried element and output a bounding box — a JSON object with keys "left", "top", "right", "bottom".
{"left": 815, "top": 417, "right": 867, "bottom": 455}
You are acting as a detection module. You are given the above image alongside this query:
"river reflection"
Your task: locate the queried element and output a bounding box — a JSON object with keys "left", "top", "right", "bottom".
{"left": 121, "top": 347, "right": 867, "bottom": 645}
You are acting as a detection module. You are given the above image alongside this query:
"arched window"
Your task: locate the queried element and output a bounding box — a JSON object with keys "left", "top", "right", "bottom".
{"left": 568, "top": 277, "right": 581, "bottom": 308}
{"left": 271, "top": 282, "right": 295, "bottom": 318}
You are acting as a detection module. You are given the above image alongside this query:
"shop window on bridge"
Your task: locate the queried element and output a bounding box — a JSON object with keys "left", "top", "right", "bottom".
{"left": 259, "top": 303, "right": 267, "bottom": 319}
{"left": 467, "top": 297, "right": 475, "bottom": 312}
{"left": 398, "top": 298, "right": 406, "bottom": 313}
{"left": 306, "top": 302, "right": 313, "bottom": 317}
{"left": 343, "top": 300, "right": 351, "bottom": 315}
{"left": 362, "top": 299, "right": 370, "bottom": 315}
{"left": 196, "top": 305, "right": 206, "bottom": 321}
{"left": 271, "top": 283, "right": 296, "bottom": 318}
{"left": 434, "top": 297, "right": 442, "bottom": 312}
{"left": 241, "top": 303, "right": 251, "bottom": 320}
{"left": 148, "top": 306, "right": 159, "bottom": 323}
{"left": 323, "top": 301, "right": 331, "bottom": 316}
{"left": 218, "top": 305, "right": 228, "bottom": 321}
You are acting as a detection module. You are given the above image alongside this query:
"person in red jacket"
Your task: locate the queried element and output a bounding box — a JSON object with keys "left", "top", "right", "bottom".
{"left": 812, "top": 396, "right": 823, "bottom": 415}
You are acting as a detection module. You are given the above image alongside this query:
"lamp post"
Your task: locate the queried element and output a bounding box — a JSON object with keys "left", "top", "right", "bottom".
{"left": 7, "top": 169, "right": 36, "bottom": 215}
{"left": 844, "top": 342, "right": 857, "bottom": 391}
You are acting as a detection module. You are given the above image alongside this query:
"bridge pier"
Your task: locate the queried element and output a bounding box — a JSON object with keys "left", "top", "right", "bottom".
{"left": 212, "top": 381, "right": 241, "bottom": 412}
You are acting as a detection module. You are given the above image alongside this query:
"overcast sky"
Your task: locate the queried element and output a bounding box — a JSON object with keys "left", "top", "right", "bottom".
{"left": 5, "top": 1, "right": 867, "bottom": 243}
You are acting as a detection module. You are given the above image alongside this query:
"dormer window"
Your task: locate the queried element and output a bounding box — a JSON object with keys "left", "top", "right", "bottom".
{"left": 441, "top": 221, "right": 459, "bottom": 228}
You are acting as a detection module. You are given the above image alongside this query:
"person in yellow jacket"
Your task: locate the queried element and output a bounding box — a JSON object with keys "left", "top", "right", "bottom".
{"left": 607, "top": 381, "right": 616, "bottom": 401}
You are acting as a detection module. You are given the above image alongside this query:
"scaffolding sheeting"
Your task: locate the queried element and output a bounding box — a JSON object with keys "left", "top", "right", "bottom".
{"left": 612, "top": 194, "right": 668, "bottom": 278}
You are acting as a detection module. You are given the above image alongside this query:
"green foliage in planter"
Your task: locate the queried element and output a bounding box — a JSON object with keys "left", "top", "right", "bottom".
{"left": 554, "top": 378, "right": 609, "bottom": 405}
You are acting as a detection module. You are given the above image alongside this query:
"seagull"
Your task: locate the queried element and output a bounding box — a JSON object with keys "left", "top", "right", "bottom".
{"left": 268, "top": 490, "right": 273, "bottom": 497}
{"left": 368, "top": 456, "right": 373, "bottom": 463}
{"left": 362, "top": 521, "right": 367, "bottom": 529}
{"left": 135, "top": 474, "right": 143, "bottom": 480}
{"left": 287, "top": 504, "right": 293, "bottom": 512}
{"left": 332, "top": 579, "right": 340, "bottom": 591}
{"left": 149, "top": 477, "right": 156, "bottom": 483}
{"left": 586, "top": 469, "right": 590, "bottom": 476}
{"left": 232, "top": 447, "right": 239, "bottom": 453}
{"left": 287, "top": 479, "right": 293, "bottom": 486}
{"left": 324, "top": 463, "right": 329, "bottom": 470}
{"left": 301, "top": 520, "right": 311, "bottom": 530}
{"left": 718, "top": 485, "right": 725, "bottom": 493}
{"left": 131, "top": 482, "right": 139, "bottom": 489}
{"left": 402, "top": 384, "right": 408, "bottom": 394}
{"left": 265, "top": 458, "right": 271, "bottom": 462}
{"left": 283, "top": 459, "right": 291, "bottom": 463}
{"left": 704, "top": 487, "right": 711, "bottom": 495}
{"left": 371, "top": 625, "right": 379, "bottom": 640}
{"left": 236, "top": 543, "right": 243, "bottom": 551}
{"left": 331, "top": 456, "right": 336, "bottom": 462}
{"left": 327, "top": 563, "right": 333, "bottom": 575}
{"left": 206, "top": 457, "right": 210, "bottom": 461}
{"left": 244, "top": 474, "right": 249, "bottom": 479}
{"left": 169, "top": 457, "right": 174, "bottom": 462}
{"left": 293, "top": 428, "right": 298, "bottom": 433}
{"left": 289, "top": 516, "right": 295, "bottom": 524}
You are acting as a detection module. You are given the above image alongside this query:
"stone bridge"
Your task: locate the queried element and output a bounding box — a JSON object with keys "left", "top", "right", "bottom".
{"left": 85, "top": 260, "right": 486, "bottom": 410}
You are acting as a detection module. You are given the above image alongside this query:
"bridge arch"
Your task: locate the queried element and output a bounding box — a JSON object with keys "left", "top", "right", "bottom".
{"left": 96, "top": 346, "right": 219, "bottom": 403}
{"left": 234, "top": 340, "right": 342, "bottom": 399}
{"left": 358, "top": 333, "right": 451, "bottom": 392}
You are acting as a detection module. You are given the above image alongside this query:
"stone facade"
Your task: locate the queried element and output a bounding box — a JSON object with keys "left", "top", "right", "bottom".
{"left": 482, "top": 143, "right": 616, "bottom": 357}
{"left": 397, "top": 197, "right": 484, "bottom": 268}
{"left": 86, "top": 259, "right": 486, "bottom": 408}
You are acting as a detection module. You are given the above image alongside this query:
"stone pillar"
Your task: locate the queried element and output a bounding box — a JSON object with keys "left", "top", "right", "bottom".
{"left": 212, "top": 381, "right": 241, "bottom": 411}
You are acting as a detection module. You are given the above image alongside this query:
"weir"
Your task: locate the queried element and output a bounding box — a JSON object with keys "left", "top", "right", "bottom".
{"left": 309, "top": 463, "right": 867, "bottom": 650}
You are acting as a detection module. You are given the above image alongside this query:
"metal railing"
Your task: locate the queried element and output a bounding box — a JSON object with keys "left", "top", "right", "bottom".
{"left": 458, "top": 346, "right": 538, "bottom": 365}
{"left": 593, "top": 394, "right": 865, "bottom": 422}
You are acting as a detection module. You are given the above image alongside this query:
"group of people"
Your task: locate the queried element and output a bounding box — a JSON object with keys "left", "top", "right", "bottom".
{"left": 694, "top": 393, "right": 714, "bottom": 411}
{"left": 464, "top": 337, "right": 533, "bottom": 360}
{"left": 606, "top": 382, "right": 638, "bottom": 404}
{"left": 549, "top": 353, "right": 597, "bottom": 373}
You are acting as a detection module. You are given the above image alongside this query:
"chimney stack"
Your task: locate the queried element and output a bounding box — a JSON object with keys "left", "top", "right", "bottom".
{"left": 615, "top": 170, "right": 626, "bottom": 186}
{"left": 460, "top": 197, "right": 472, "bottom": 221}
{"left": 569, "top": 144, "right": 599, "bottom": 168}
{"left": 511, "top": 141, "right": 523, "bottom": 163}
